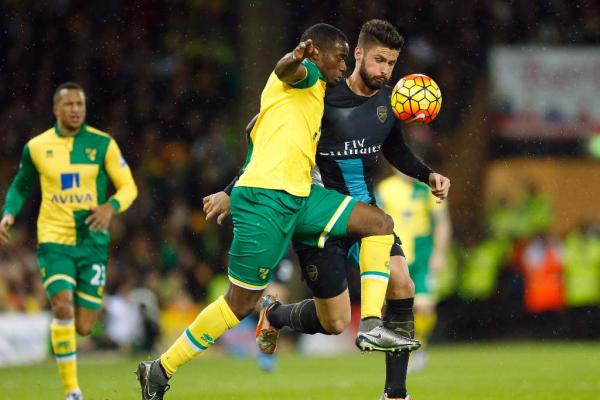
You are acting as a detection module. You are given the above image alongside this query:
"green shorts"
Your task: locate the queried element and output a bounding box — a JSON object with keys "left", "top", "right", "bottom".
{"left": 409, "top": 235, "right": 434, "bottom": 296}
{"left": 228, "top": 184, "right": 357, "bottom": 290}
{"left": 37, "top": 243, "right": 109, "bottom": 310}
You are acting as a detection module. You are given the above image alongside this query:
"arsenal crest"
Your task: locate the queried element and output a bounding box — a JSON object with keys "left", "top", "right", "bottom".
{"left": 377, "top": 106, "right": 388, "bottom": 123}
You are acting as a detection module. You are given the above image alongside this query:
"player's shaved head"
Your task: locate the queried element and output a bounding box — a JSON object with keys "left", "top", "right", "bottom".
{"left": 301, "top": 23, "right": 348, "bottom": 50}
{"left": 358, "top": 19, "right": 404, "bottom": 51}
{"left": 53, "top": 81, "right": 85, "bottom": 105}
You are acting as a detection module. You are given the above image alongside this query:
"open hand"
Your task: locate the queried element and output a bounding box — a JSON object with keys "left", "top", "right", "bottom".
{"left": 292, "top": 39, "right": 319, "bottom": 62}
{"left": 85, "top": 203, "right": 114, "bottom": 232}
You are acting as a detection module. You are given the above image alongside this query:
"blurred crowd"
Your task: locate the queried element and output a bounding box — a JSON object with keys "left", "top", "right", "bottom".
{"left": 1, "top": 1, "right": 600, "bottom": 348}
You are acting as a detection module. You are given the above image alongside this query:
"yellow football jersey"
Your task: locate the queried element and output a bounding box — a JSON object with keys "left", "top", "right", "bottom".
{"left": 236, "top": 59, "right": 327, "bottom": 197}
{"left": 3, "top": 124, "right": 137, "bottom": 246}
{"left": 377, "top": 175, "right": 444, "bottom": 264}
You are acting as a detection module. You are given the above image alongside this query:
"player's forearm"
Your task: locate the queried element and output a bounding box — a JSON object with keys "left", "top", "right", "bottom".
{"left": 274, "top": 53, "right": 306, "bottom": 84}
{"left": 2, "top": 186, "right": 28, "bottom": 218}
{"left": 382, "top": 127, "right": 432, "bottom": 183}
{"left": 109, "top": 180, "right": 138, "bottom": 213}
{"left": 383, "top": 146, "right": 432, "bottom": 184}
{"left": 2, "top": 174, "right": 36, "bottom": 217}
{"left": 4, "top": 145, "right": 38, "bottom": 217}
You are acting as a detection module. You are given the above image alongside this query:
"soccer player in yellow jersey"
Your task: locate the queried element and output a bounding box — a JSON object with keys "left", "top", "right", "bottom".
{"left": 0, "top": 82, "right": 137, "bottom": 400}
{"left": 377, "top": 171, "right": 452, "bottom": 372}
{"left": 136, "top": 23, "right": 411, "bottom": 399}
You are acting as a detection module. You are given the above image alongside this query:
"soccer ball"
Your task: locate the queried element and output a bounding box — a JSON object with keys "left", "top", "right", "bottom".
{"left": 391, "top": 74, "right": 442, "bottom": 124}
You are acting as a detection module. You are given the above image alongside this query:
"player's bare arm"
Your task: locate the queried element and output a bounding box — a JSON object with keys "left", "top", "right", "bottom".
{"left": 203, "top": 191, "right": 231, "bottom": 225}
{"left": 274, "top": 39, "right": 318, "bottom": 84}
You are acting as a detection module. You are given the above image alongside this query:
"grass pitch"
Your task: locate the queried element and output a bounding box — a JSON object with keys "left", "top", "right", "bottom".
{"left": 1, "top": 341, "right": 599, "bottom": 399}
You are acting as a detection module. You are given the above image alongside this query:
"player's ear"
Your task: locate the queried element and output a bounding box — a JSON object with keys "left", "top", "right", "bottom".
{"left": 311, "top": 46, "right": 321, "bottom": 62}
{"left": 354, "top": 46, "right": 363, "bottom": 63}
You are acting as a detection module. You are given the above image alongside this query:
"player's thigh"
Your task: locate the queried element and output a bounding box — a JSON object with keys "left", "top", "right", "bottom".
{"left": 295, "top": 239, "right": 350, "bottom": 299}
{"left": 228, "top": 187, "right": 301, "bottom": 291}
{"left": 293, "top": 184, "right": 357, "bottom": 248}
{"left": 346, "top": 201, "right": 394, "bottom": 237}
{"left": 37, "top": 244, "right": 77, "bottom": 307}
{"left": 74, "top": 245, "right": 109, "bottom": 312}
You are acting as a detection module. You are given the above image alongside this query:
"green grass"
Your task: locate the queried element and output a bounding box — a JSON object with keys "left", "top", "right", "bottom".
{"left": 1, "top": 342, "right": 599, "bottom": 399}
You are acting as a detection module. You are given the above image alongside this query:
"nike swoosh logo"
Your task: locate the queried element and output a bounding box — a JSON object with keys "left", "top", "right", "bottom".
{"left": 406, "top": 113, "right": 426, "bottom": 123}
{"left": 369, "top": 333, "right": 383, "bottom": 339}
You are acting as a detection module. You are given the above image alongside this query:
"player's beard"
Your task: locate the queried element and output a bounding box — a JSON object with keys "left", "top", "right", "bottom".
{"left": 359, "top": 64, "right": 387, "bottom": 91}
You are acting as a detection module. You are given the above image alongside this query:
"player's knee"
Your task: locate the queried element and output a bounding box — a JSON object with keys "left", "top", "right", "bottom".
{"left": 224, "top": 286, "right": 262, "bottom": 320}
{"left": 369, "top": 213, "right": 394, "bottom": 236}
{"left": 50, "top": 298, "right": 74, "bottom": 320}
{"left": 382, "top": 214, "right": 394, "bottom": 235}
{"left": 320, "top": 315, "right": 351, "bottom": 335}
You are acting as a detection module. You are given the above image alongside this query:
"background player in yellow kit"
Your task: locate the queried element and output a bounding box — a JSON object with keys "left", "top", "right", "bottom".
{"left": 377, "top": 171, "right": 452, "bottom": 372}
{"left": 0, "top": 82, "right": 138, "bottom": 400}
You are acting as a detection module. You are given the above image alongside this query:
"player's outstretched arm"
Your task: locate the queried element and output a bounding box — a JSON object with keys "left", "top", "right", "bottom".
{"left": 274, "top": 39, "right": 318, "bottom": 85}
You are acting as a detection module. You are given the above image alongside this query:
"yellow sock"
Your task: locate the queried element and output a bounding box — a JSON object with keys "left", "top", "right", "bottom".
{"left": 50, "top": 318, "right": 79, "bottom": 394}
{"left": 414, "top": 310, "right": 437, "bottom": 347}
{"left": 359, "top": 234, "right": 394, "bottom": 319}
{"left": 160, "top": 295, "right": 239, "bottom": 376}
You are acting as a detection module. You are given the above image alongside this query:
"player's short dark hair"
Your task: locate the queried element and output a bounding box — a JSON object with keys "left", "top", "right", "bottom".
{"left": 53, "top": 82, "right": 85, "bottom": 104}
{"left": 358, "top": 19, "right": 404, "bottom": 50}
{"left": 300, "top": 23, "right": 348, "bottom": 49}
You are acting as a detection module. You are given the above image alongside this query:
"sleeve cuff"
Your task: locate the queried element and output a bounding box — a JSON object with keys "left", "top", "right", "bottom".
{"left": 108, "top": 198, "right": 121, "bottom": 213}
{"left": 417, "top": 169, "right": 433, "bottom": 184}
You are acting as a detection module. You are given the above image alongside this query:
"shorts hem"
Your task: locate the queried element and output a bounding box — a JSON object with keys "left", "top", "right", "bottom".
{"left": 228, "top": 275, "right": 268, "bottom": 291}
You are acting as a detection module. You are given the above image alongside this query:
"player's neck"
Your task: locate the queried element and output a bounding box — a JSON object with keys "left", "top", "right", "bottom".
{"left": 57, "top": 121, "right": 81, "bottom": 137}
{"left": 346, "top": 72, "right": 378, "bottom": 98}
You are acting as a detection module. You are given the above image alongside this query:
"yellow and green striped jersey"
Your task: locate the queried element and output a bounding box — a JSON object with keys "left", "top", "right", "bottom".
{"left": 2, "top": 123, "right": 137, "bottom": 246}
{"left": 236, "top": 59, "right": 327, "bottom": 197}
{"left": 377, "top": 175, "right": 444, "bottom": 264}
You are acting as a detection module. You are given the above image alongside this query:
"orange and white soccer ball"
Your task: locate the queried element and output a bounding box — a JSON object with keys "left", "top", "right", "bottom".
{"left": 391, "top": 74, "right": 442, "bottom": 125}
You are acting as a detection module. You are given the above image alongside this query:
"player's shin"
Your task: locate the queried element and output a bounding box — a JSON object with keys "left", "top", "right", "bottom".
{"left": 267, "top": 298, "right": 330, "bottom": 334}
{"left": 359, "top": 234, "right": 394, "bottom": 327}
{"left": 51, "top": 318, "right": 79, "bottom": 394}
{"left": 160, "top": 295, "right": 239, "bottom": 376}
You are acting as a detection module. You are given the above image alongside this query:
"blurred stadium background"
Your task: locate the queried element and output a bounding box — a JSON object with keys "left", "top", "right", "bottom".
{"left": 1, "top": 1, "right": 599, "bottom": 398}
